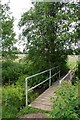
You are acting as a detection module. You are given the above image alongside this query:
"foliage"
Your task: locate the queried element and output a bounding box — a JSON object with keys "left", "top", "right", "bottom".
{"left": 2, "top": 60, "right": 24, "bottom": 85}
{"left": 17, "top": 106, "right": 48, "bottom": 118}
{"left": 16, "top": 75, "right": 39, "bottom": 103}
{"left": 78, "top": 61, "right": 80, "bottom": 79}
{"left": 0, "top": 2, "right": 17, "bottom": 59}
{"left": 72, "top": 59, "right": 80, "bottom": 84}
{"left": 16, "top": 75, "right": 27, "bottom": 87}
{"left": 2, "top": 59, "right": 50, "bottom": 88}
{"left": 19, "top": 2, "right": 79, "bottom": 78}
{"left": 67, "top": 55, "right": 78, "bottom": 70}
{"left": 2, "top": 84, "right": 25, "bottom": 118}
{"left": 2, "top": 83, "right": 39, "bottom": 118}
{"left": 50, "top": 81, "right": 79, "bottom": 119}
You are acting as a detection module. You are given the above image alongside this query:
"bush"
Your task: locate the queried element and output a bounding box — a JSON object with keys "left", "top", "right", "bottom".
{"left": 16, "top": 75, "right": 39, "bottom": 104}
{"left": 78, "top": 61, "right": 80, "bottom": 79}
{"left": 50, "top": 81, "right": 79, "bottom": 119}
{"left": 16, "top": 75, "right": 27, "bottom": 87}
{"left": 2, "top": 83, "right": 39, "bottom": 118}
{"left": 2, "top": 60, "right": 24, "bottom": 85}
{"left": 2, "top": 84, "right": 25, "bottom": 118}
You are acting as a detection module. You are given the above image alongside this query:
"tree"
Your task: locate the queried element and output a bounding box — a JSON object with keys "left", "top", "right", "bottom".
{"left": 0, "top": 2, "right": 17, "bottom": 59}
{"left": 19, "top": 2, "right": 79, "bottom": 75}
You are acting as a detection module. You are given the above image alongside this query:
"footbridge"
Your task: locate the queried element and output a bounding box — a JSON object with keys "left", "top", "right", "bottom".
{"left": 25, "top": 65, "right": 77, "bottom": 111}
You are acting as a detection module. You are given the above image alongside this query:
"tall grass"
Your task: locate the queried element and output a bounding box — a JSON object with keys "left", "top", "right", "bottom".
{"left": 67, "top": 55, "right": 78, "bottom": 69}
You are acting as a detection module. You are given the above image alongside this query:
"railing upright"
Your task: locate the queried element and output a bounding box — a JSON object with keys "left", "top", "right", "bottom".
{"left": 25, "top": 78, "right": 28, "bottom": 106}
{"left": 70, "top": 70, "right": 72, "bottom": 80}
{"left": 59, "top": 70, "right": 60, "bottom": 79}
{"left": 25, "top": 66, "right": 59, "bottom": 106}
{"left": 49, "top": 69, "right": 51, "bottom": 87}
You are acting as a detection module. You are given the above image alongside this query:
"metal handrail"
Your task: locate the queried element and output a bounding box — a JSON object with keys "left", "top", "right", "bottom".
{"left": 26, "top": 66, "right": 59, "bottom": 79}
{"left": 59, "top": 65, "right": 77, "bottom": 84}
{"left": 59, "top": 70, "right": 71, "bottom": 84}
{"left": 28, "top": 70, "right": 60, "bottom": 92}
{"left": 25, "top": 66, "right": 60, "bottom": 106}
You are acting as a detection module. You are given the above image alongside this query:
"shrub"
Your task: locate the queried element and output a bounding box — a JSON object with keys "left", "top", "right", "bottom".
{"left": 78, "top": 61, "right": 80, "bottom": 79}
{"left": 16, "top": 75, "right": 27, "bottom": 87}
{"left": 16, "top": 75, "right": 39, "bottom": 104}
{"left": 50, "top": 81, "right": 79, "bottom": 119}
{"left": 2, "top": 83, "right": 39, "bottom": 118}
{"left": 2, "top": 60, "right": 24, "bottom": 85}
{"left": 2, "top": 84, "right": 25, "bottom": 118}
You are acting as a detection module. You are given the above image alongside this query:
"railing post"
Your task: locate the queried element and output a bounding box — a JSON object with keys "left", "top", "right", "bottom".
{"left": 49, "top": 69, "right": 51, "bottom": 87}
{"left": 59, "top": 70, "right": 60, "bottom": 79}
{"left": 25, "top": 78, "right": 28, "bottom": 106}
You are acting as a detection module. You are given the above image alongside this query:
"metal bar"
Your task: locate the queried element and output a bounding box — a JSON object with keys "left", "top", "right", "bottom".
{"left": 50, "top": 66, "right": 59, "bottom": 70}
{"left": 70, "top": 70, "right": 72, "bottom": 80}
{"left": 51, "top": 71, "right": 60, "bottom": 79}
{"left": 71, "top": 65, "right": 77, "bottom": 79}
{"left": 25, "top": 66, "right": 59, "bottom": 106}
{"left": 49, "top": 69, "right": 51, "bottom": 87}
{"left": 26, "top": 66, "right": 59, "bottom": 79}
{"left": 59, "top": 70, "right": 60, "bottom": 79}
{"left": 25, "top": 78, "right": 28, "bottom": 106}
{"left": 28, "top": 77, "right": 51, "bottom": 92}
{"left": 28, "top": 70, "right": 60, "bottom": 92}
{"left": 59, "top": 70, "right": 71, "bottom": 84}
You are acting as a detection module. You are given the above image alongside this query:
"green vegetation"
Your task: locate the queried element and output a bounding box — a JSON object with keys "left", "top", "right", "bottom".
{"left": 2, "top": 61, "right": 24, "bottom": 85}
{"left": 0, "top": 86, "right": 2, "bottom": 119}
{"left": 1, "top": 3, "right": 17, "bottom": 60}
{"left": 2, "top": 85, "right": 24, "bottom": 118}
{"left": 2, "top": 84, "right": 39, "bottom": 118}
{"left": 19, "top": 2, "right": 79, "bottom": 75}
{"left": 78, "top": 61, "right": 80, "bottom": 79}
{"left": 67, "top": 55, "right": 78, "bottom": 69}
{"left": 1, "top": 1, "right": 79, "bottom": 119}
{"left": 49, "top": 81, "right": 80, "bottom": 119}
{"left": 17, "top": 106, "right": 48, "bottom": 118}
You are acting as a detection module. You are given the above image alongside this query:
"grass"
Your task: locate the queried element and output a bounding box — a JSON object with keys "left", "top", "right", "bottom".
{"left": 14, "top": 54, "right": 27, "bottom": 62}
{"left": 16, "top": 106, "right": 49, "bottom": 118}
{"left": 67, "top": 55, "right": 78, "bottom": 70}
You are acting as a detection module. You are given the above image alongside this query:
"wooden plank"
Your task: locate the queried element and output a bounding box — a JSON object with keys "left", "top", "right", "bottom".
{"left": 30, "top": 71, "right": 75, "bottom": 111}
{"left": 31, "top": 102, "right": 52, "bottom": 111}
{"left": 30, "top": 85, "right": 57, "bottom": 111}
{"left": 32, "top": 100, "right": 52, "bottom": 106}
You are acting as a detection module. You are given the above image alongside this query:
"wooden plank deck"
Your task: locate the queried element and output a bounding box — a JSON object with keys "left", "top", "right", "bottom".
{"left": 29, "top": 70, "right": 74, "bottom": 111}
{"left": 30, "top": 81, "right": 59, "bottom": 111}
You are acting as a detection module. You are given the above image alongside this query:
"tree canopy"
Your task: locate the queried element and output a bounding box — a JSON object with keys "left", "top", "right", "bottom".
{"left": 19, "top": 2, "right": 79, "bottom": 74}
{"left": 0, "top": 2, "right": 17, "bottom": 59}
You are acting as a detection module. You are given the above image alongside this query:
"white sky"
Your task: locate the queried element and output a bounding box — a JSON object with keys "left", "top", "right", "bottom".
{"left": 2, "top": 0, "right": 33, "bottom": 36}
{"left": 1, "top": 0, "right": 33, "bottom": 51}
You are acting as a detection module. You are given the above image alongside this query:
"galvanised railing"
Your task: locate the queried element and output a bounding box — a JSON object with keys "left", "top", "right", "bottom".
{"left": 59, "top": 65, "right": 78, "bottom": 84}
{"left": 25, "top": 66, "right": 60, "bottom": 106}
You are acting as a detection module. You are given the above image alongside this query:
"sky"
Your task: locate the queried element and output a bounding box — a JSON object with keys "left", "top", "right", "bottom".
{"left": 1, "top": 0, "right": 33, "bottom": 51}
{"left": 2, "top": 0, "right": 33, "bottom": 34}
